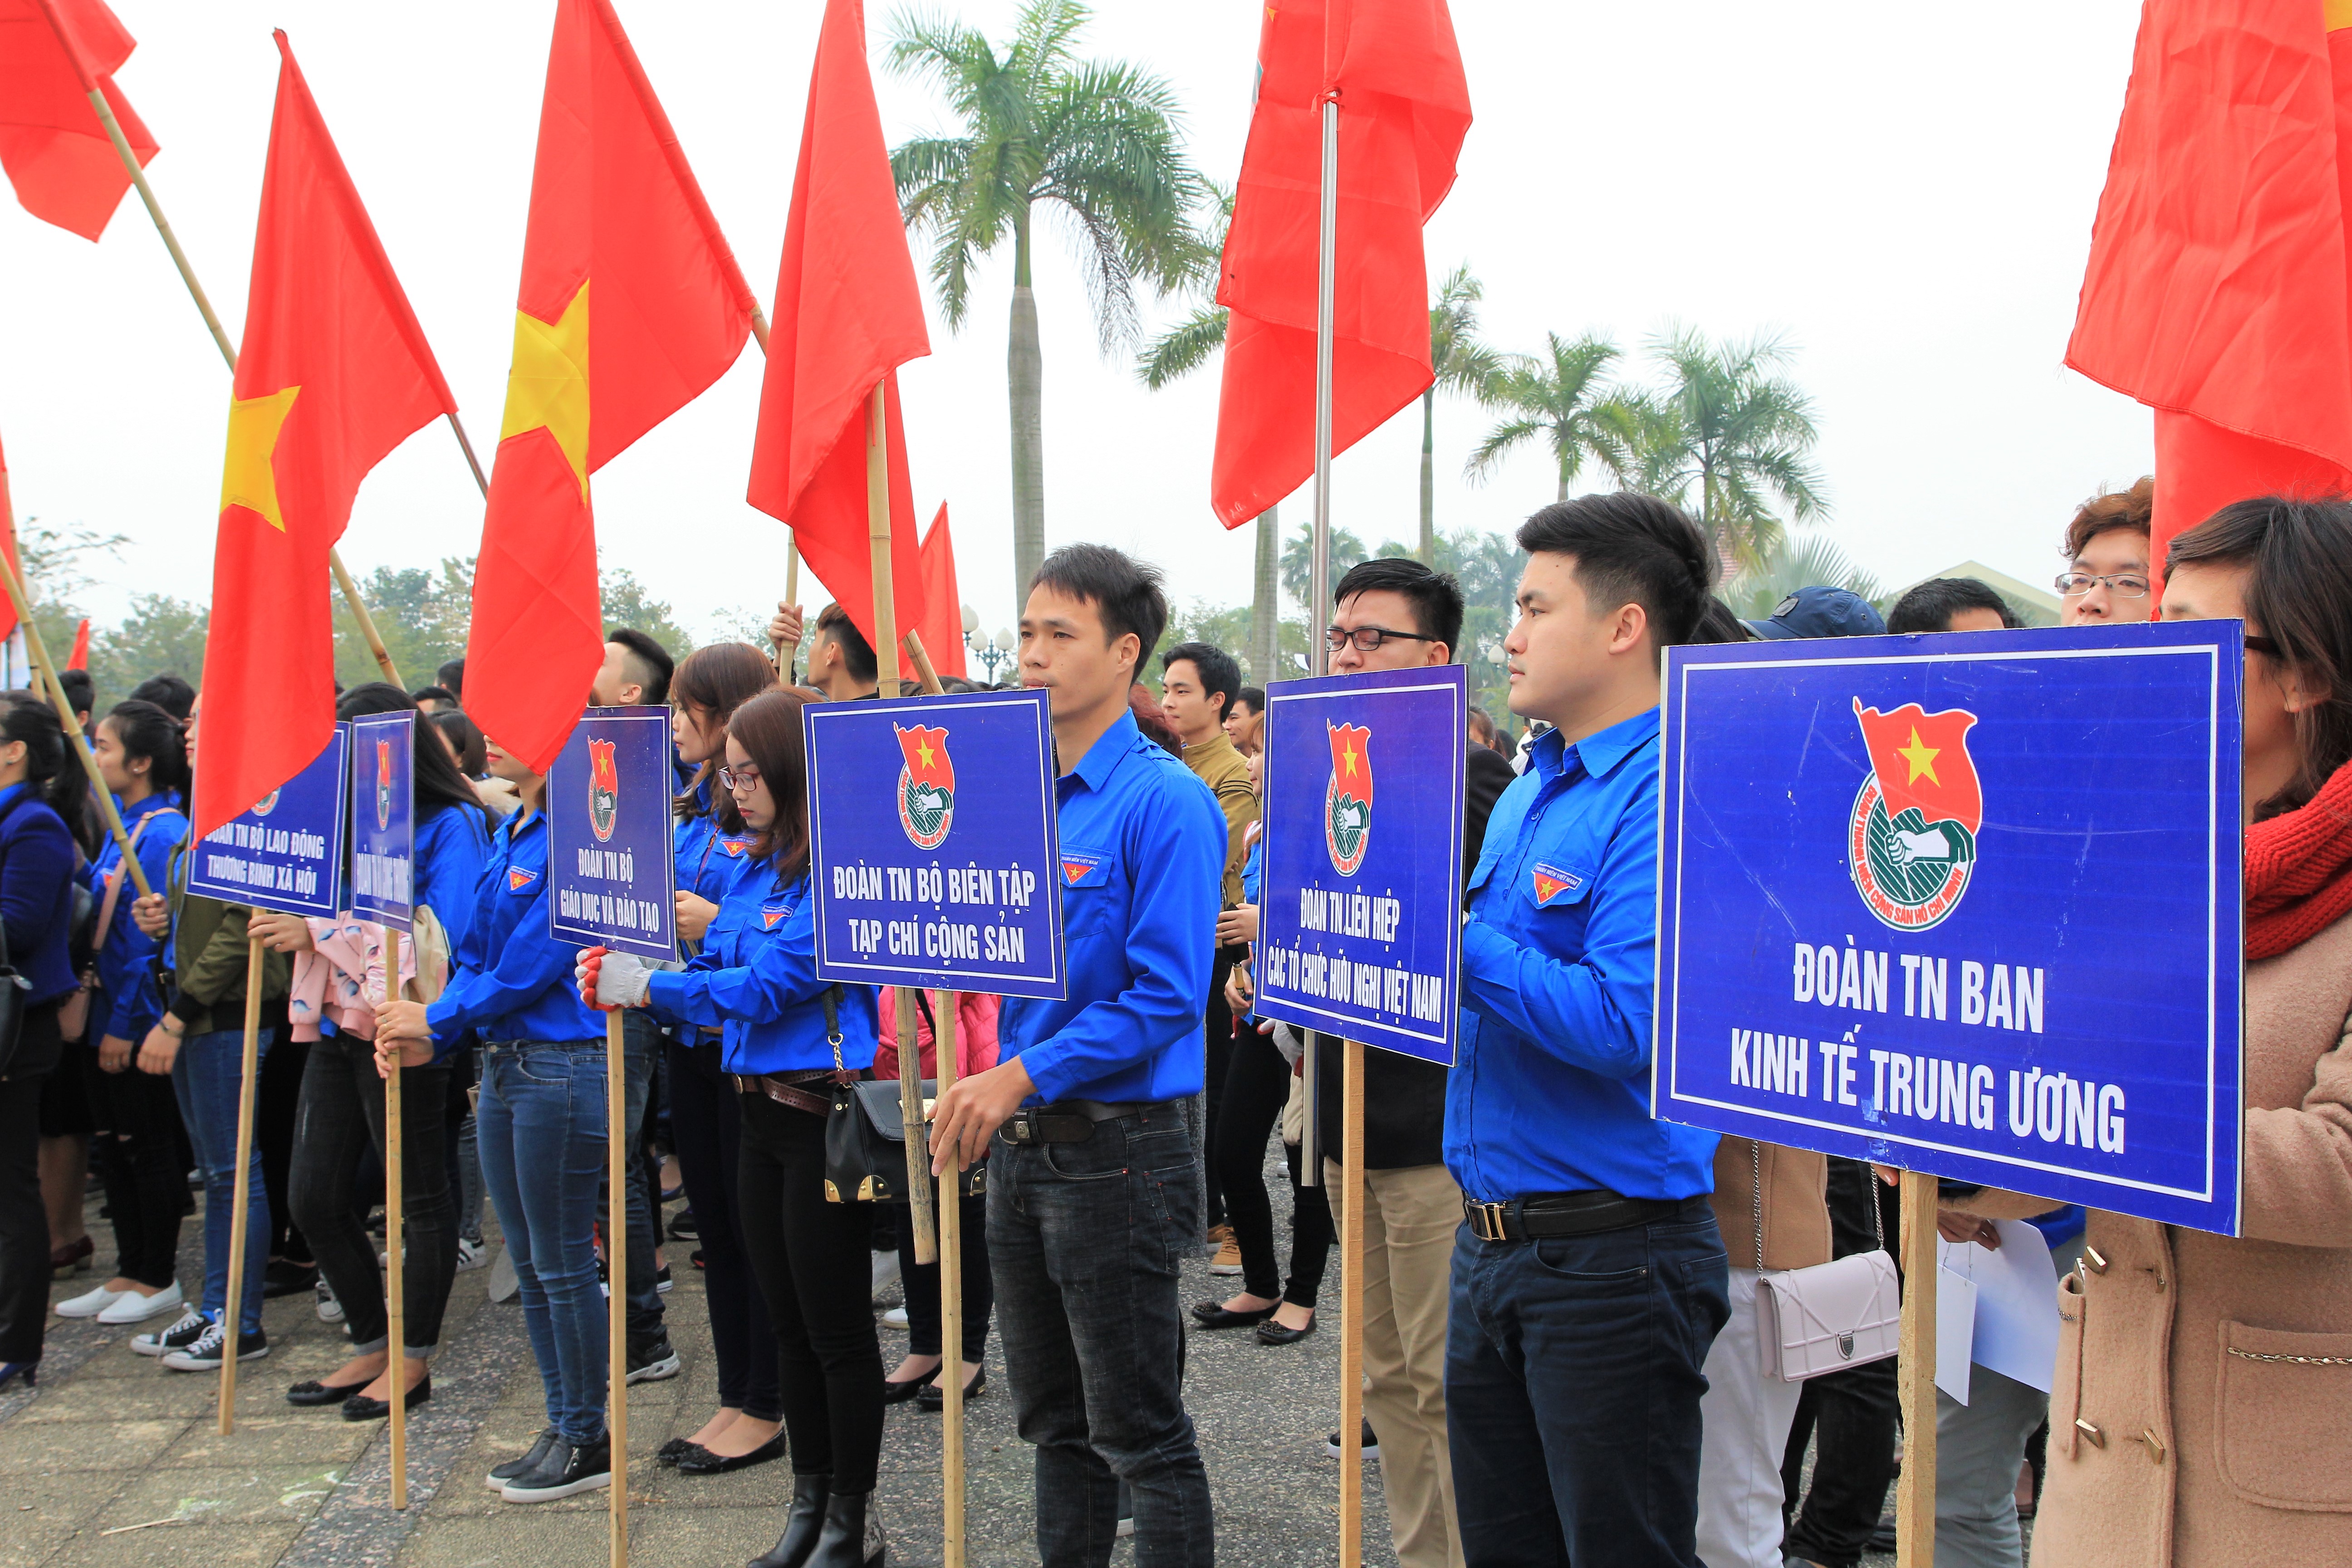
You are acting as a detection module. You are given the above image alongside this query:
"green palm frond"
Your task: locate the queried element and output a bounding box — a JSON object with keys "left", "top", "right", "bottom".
{"left": 1137, "top": 304, "right": 1229, "bottom": 388}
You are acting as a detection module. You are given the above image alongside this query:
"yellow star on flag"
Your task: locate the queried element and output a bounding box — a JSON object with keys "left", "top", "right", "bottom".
{"left": 1896, "top": 726, "right": 1942, "bottom": 784}
{"left": 219, "top": 385, "right": 303, "bottom": 531}
{"left": 916, "top": 738, "right": 936, "bottom": 769}
{"left": 1342, "top": 740, "right": 1359, "bottom": 776}
{"left": 500, "top": 277, "right": 591, "bottom": 498}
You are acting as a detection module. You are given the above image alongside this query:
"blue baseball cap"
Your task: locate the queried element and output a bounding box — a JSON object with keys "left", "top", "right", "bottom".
{"left": 1742, "top": 585, "right": 1887, "bottom": 641}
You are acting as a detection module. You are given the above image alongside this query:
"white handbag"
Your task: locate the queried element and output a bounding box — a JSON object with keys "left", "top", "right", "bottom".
{"left": 1749, "top": 1143, "right": 1902, "bottom": 1381}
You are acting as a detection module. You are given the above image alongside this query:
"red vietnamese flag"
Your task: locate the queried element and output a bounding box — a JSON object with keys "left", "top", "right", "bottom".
{"left": 0, "top": 433, "right": 22, "bottom": 643}
{"left": 468, "top": 0, "right": 760, "bottom": 773}
{"left": 1210, "top": 0, "right": 1470, "bottom": 530}
{"left": 2067, "top": 0, "right": 2352, "bottom": 592}
{"left": 1328, "top": 722, "right": 1373, "bottom": 804}
{"left": 191, "top": 33, "right": 460, "bottom": 842}
{"left": 746, "top": 0, "right": 929, "bottom": 653}
{"left": 1852, "top": 701, "right": 1983, "bottom": 835}
{"left": 894, "top": 723, "right": 953, "bottom": 793}
{"left": 916, "top": 503, "right": 967, "bottom": 678}
{"left": 67, "top": 618, "right": 89, "bottom": 669}
{"left": 0, "top": 0, "right": 157, "bottom": 240}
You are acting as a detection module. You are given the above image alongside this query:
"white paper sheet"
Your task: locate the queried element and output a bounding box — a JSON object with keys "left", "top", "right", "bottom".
{"left": 1937, "top": 1218, "right": 2063, "bottom": 1395}
{"left": 1935, "top": 1263, "right": 1978, "bottom": 1403}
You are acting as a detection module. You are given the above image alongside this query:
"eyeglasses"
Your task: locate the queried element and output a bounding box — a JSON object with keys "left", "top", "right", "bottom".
{"left": 2245, "top": 634, "right": 2282, "bottom": 658}
{"left": 718, "top": 764, "right": 763, "bottom": 792}
{"left": 2054, "top": 571, "right": 2150, "bottom": 599}
{"left": 1325, "top": 625, "right": 1438, "bottom": 654}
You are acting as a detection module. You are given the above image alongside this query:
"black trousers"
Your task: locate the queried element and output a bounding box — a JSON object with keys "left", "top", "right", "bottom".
{"left": 666, "top": 1036, "right": 781, "bottom": 1421}
{"left": 1200, "top": 950, "right": 1239, "bottom": 1231}
{"left": 736, "top": 1093, "right": 882, "bottom": 1493}
{"left": 1781, "top": 1159, "right": 1903, "bottom": 1568}
{"left": 897, "top": 1189, "right": 992, "bottom": 1360}
{"left": 257, "top": 1029, "right": 309, "bottom": 1263}
{"left": 0, "top": 1006, "right": 64, "bottom": 1364}
{"left": 82, "top": 1045, "right": 185, "bottom": 1289}
{"left": 1210, "top": 1027, "right": 1331, "bottom": 1307}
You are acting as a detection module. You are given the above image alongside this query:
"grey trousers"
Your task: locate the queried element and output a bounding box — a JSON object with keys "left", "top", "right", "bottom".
{"left": 1933, "top": 1364, "right": 2048, "bottom": 1568}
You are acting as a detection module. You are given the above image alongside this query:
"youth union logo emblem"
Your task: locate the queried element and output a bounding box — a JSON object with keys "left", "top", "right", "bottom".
{"left": 1323, "top": 722, "right": 1373, "bottom": 877}
{"left": 588, "top": 738, "right": 620, "bottom": 843}
{"left": 1847, "top": 698, "right": 1983, "bottom": 931}
{"left": 894, "top": 724, "right": 955, "bottom": 851}
{"left": 375, "top": 740, "right": 394, "bottom": 832}
{"left": 251, "top": 789, "right": 280, "bottom": 817}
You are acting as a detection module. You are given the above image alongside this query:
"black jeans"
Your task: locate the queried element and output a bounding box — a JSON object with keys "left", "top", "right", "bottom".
{"left": 667, "top": 1035, "right": 781, "bottom": 1420}
{"left": 289, "top": 1036, "right": 459, "bottom": 1355}
{"left": 736, "top": 1093, "right": 882, "bottom": 1493}
{"left": 1781, "top": 1159, "right": 1902, "bottom": 1568}
{"left": 257, "top": 1028, "right": 309, "bottom": 1263}
{"left": 0, "top": 1011, "right": 61, "bottom": 1364}
{"left": 82, "top": 1045, "right": 185, "bottom": 1289}
{"left": 1199, "top": 951, "right": 1238, "bottom": 1231}
{"left": 990, "top": 1101, "right": 1212, "bottom": 1568}
{"left": 1211, "top": 1029, "right": 1331, "bottom": 1307}
{"left": 1447, "top": 1199, "right": 1732, "bottom": 1568}
{"left": 617, "top": 1012, "right": 665, "bottom": 1352}
{"left": 897, "top": 1189, "right": 992, "bottom": 1361}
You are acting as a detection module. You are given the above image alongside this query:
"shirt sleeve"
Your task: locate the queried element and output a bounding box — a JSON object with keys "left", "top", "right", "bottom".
{"left": 426, "top": 888, "right": 573, "bottom": 1040}
{"left": 0, "top": 816, "right": 71, "bottom": 966}
{"left": 1018, "top": 774, "right": 1224, "bottom": 1103}
{"left": 645, "top": 894, "right": 828, "bottom": 1030}
{"left": 1457, "top": 786, "right": 1659, "bottom": 1081}
{"left": 416, "top": 808, "right": 490, "bottom": 951}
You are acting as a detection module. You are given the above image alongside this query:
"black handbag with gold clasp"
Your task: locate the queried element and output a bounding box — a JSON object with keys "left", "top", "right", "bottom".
{"left": 820, "top": 987, "right": 985, "bottom": 1203}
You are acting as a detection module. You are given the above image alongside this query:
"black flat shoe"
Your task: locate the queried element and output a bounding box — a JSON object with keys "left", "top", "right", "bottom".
{"left": 917, "top": 1367, "right": 985, "bottom": 1411}
{"left": 655, "top": 1436, "right": 704, "bottom": 1467}
{"left": 1256, "top": 1315, "right": 1318, "bottom": 1345}
{"left": 880, "top": 1364, "right": 940, "bottom": 1404}
{"left": 342, "top": 1374, "right": 431, "bottom": 1421}
{"left": 286, "top": 1377, "right": 372, "bottom": 1407}
{"left": 676, "top": 1428, "right": 787, "bottom": 1475}
{"left": 1191, "top": 1300, "right": 1278, "bottom": 1329}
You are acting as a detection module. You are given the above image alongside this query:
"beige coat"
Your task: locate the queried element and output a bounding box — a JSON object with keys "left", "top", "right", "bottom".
{"left": 1708, "top": 1138, "right": 1832, "bottom": 1272}
{"left": 1959, "top": 911, "right": 2352, "bottom": 1568}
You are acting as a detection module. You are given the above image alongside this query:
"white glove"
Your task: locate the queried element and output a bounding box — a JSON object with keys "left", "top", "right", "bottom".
{"left": 575, "top": 948, "right": 654, "bottom": 1009}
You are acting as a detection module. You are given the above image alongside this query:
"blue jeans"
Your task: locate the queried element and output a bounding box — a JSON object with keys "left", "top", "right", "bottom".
{"left": 988, "top": 1102, "right": 1212, "bottom": 1568}
{"left": 1446, "top": 1199, "right": 1730, "bottom": 1568}
{"left": 172, "top": 1027, "right": 272, "bottom": 1334}
{"left": 477, "top": 1038, "right": 609, "bottom": 1445}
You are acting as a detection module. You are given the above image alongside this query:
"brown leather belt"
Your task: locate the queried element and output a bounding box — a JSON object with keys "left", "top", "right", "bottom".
{"left": 731, "top": 1069, "right": 843, "bottom": 1117}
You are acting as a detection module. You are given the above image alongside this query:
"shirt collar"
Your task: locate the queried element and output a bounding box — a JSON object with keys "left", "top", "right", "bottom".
{"left": 1068, "top": 709, "right": 1144, "bottom": 793}
{"left": 1534, "top": 705, "right": 1660, "bottom": 783}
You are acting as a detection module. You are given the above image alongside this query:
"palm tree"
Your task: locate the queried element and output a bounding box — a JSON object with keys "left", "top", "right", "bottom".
{"left": 889, "top": 0, "right": 1210, "bottom": 605}
{"left": 1419, "top": 265, "right": 1504, "bottom": 563}
{"left": 1720, "top": 533, "right": 1882, "bottom": 622}
{"left": 1622, "top": 325, "right": 1828, "bottom": 568}
{"left": 1465, "top": 332, "right": 1630, "bottom": 502}
{"left": 1279, "top": 520, "right": 1368, "bottom": 617}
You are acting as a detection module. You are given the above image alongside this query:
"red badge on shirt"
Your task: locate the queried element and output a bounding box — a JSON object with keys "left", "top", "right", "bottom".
{"left": 1530, "top": 862, "right": 1581, "bottom": 905}
{"left": 508, "top": 867, "right": 538, "bottom": 892}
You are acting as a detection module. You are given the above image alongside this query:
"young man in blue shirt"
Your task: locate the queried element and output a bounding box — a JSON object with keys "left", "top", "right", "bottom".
{"left": 929, "top": 543, "right": 1228, "bottom": 1568}
{"left": 1447, "top": 492, "right": 1730, "bottom": 1568}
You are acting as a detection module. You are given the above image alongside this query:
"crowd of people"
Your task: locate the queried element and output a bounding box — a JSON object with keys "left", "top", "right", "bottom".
{"left": 0, "top": 472, "right": 2347, "bottom": 1568}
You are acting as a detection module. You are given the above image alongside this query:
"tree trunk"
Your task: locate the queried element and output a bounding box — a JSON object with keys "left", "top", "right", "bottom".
{"left": 1418, "top": 391, "right": 1436, "bottom": 565}
{"left": 1007, "top": 208, "right": 1046, "bottom": 608}
{"left": 1250, "top": 504, "right": 1279, "bottom": 686}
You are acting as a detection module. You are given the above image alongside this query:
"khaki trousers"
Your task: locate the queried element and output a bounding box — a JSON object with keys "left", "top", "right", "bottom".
{"left": 1325, "top": 1159, "right": 1466, "bottom": 1568}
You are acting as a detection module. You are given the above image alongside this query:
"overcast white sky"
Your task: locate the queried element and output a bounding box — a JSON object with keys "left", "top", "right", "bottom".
{"left": 0, "top": 0, "right": 2153, "bottom": 647}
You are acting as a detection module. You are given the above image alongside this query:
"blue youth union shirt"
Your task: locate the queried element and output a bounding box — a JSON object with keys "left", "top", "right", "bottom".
{"left": 643, "top": 866, "right": 880, "bottom": 1077}
{"left": 1001, "top": 709, "right": 1226, "bottom": 1105}
{"left": 1448, "top": 706, "right": 1720, "bottom": 1203}
{"left": 426, "top": 807, "right": 602, "bottom": 1053}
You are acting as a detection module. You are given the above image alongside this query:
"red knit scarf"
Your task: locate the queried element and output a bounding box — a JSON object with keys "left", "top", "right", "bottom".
{"left": 2246, "top": 757, "right": 2352, "bottom": 960}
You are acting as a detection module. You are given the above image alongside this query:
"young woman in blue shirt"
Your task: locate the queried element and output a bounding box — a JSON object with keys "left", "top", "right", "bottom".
{"left": 578, "top": 687, "right": 887, "bottom": 1568}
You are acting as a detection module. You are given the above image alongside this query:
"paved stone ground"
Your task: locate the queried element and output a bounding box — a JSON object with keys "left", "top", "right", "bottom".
{"left": 6, "top": 1157, "right": 1930, "bottom": 1568}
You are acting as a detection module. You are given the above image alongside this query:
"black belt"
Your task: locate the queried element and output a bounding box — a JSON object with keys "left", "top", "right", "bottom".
{"left": 732, "top": 1068, "right": 848, "bottom": 1118}
{"left": 998, "top": 1099, "right": 1150, "bottom": 1146}
{"left": 1463, "top": 1191, "right": 1696, "bottom": 1243}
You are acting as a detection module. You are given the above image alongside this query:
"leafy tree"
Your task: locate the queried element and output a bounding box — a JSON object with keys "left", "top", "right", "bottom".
{"left": 334, "top": 557, "right": 474, "bottom": 691}
{"left": 891, "top": 0, "right": 1210, "bottom": 605}
{"left": 1420, "top": 265, "right": 1504, "bottom": 560}
{"left": 599, "top": 564, "right": 694, "bottom": 662}
{"left": 1279, "top": 520, "right": 1368, "bottom": 622}
{"left": 1465, "top": 331, "right": 1630, "bottom": 502}
{"left": 1383, "top": 526, "right": 1523, "bottom": 726}
{"left": 90, "top": 594, "right": 208, "bottom": 708}
{"left": 1622, "top": 325, "right": 1828, "bottom": 568}
{"left": 1720, "top": 534, "right": 1882, "bottom": 622}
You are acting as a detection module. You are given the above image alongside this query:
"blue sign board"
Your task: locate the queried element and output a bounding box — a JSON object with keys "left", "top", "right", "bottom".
{"left": 1654, "top": 622, "right": 2246, "bottom": 1234}
{"left": 1253, "top": 665, "right": 1466, "bottom": 1065}
{"left": 548, "top": 706, "right": 678, "bottom": 962}
{"left": 806, "top": 688, "right": 1063, "bottom": 999}
{"left": 187, "top": 726, "right": 348, "bottom": 918}
{"left": 349, "top": 711, "right": 415, "bottom": 933}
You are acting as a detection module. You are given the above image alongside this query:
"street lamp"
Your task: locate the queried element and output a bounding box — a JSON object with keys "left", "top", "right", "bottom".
{"left": 978, "top": 626, "right": 1016, "bottom": 684}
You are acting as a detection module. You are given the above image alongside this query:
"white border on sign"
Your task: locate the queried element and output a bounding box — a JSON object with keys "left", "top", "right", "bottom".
{"left": 547, "top": 707, "right": 680, "bottom": 960}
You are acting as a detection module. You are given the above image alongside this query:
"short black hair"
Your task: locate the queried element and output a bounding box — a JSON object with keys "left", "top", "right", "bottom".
{"left": 1886, "top": 577, "right": 2021, "bottom": 635}
{"left": 1515, "top": 492, "right": 1715, "bottom": 659}
{"left": 57, "top": 669, "right": 94, "bottom": 718}
{"left": 1333, "top": 557, "right": 1465, "bottom": 660}
{"left": 411, "top": 685, "right": 458, "bottom": 708}
{"left": 1161, "top": 641, "right": 1242, "bottom": 722}
{"left": 813, "top": 603, "right": 878, "bottom": 685}
{"left": 1684, "top": 597, "right": 1753, "bottom": 646}
{"left": 127, "top": 672, "right": 196, "bottom": 720}
{"left": 1235, "top": 686, "right": 1266, "bottom": 716}
{"left": 436, "top": 657, "right": 465, "bottom": 698}
{"left": 1029, "top": 543, "right": 1169, "bottom": 671}
{"left": 605, "top": 627, "right": 674, "bottom": 705}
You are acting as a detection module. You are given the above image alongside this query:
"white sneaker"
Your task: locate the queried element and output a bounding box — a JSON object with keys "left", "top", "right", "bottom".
{"left": 57, "top": 1283, "right": 131, "bottom": 1319}
{"left": 96, "top": 1282, "right": 184, "bottom": 1325}
{"left": 881, "top": 1306, "right": 909, "bottom": 1329}
{"left": 455, "top": 1238, "right": 490, "bottom": 1273}
{"left": 315, "top": 1279, "right": 344, "bottom": 1324}
{"left": 870, "top": 1251, "right": 901, "bottom": 1300}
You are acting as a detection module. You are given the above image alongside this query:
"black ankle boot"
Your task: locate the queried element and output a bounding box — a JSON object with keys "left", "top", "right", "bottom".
{"left": 749, "top": 1473, "right": 830, "bottom": 1568}
{"left": 807, "top": 1488, "right": 884, "bottom": 1568}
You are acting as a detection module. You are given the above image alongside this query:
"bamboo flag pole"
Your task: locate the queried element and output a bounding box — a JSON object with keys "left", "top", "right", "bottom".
{"left": 382, "top": 925, "right": 409, "bottom": 1510}
{"left": 936, "top": 989, "right": 967, "bottom": 1568}
{"left": 1299, "top": 76, "right": 1343, "bottom": 1199}
{"left": 735, "top": 302, "right": 803, "bottom": 676}
{"left": 608, "top": 1008, "right": 631, "bottom": 1568}
{"left": 867, "top": 383, "right": 937, "bottom": 1265}
{"left": 1896, "top": 1169, "right": 1940, "bottom": 1568}
{"left": 217, "top": 937, "right": 267, "bottom": 1432}
{"left": 902, "top": 629, "right": 945, "bottom": 695}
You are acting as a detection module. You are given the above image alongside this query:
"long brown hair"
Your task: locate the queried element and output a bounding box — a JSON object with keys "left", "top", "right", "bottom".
{"left": 726, "top": 689, "right": 812, "bottom": 877}
{"left": 674, "top": 643, "right": 779, "bottom": 825}
{"left": 2169, "top": 496, "right": 2352, "bottom": 818}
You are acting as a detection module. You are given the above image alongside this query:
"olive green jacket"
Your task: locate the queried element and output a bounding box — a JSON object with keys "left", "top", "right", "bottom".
{"left": 162, "top": 838, "right": 290, "bottom": 1036}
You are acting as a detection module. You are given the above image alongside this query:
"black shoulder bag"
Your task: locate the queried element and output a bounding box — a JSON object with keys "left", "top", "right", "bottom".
{"left": 822, "top": 987, "right": 985, "bottom": 1203}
